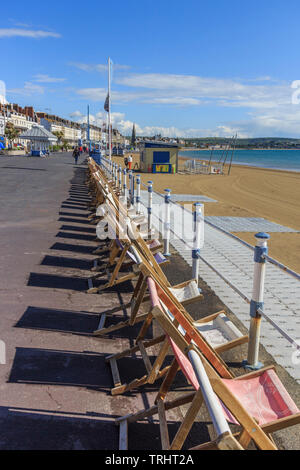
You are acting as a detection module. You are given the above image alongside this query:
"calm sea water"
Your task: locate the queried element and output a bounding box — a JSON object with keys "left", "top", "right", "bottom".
{"left": 179, "top": 149, "right": 300, "bottom": 172}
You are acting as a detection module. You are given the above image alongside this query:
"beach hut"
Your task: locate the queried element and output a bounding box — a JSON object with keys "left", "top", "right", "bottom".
{"left": 140, "top": 141, "right": 179, "bottom": 173}
{"left": 19, "top": 124, "right": 58, "bottom": 156}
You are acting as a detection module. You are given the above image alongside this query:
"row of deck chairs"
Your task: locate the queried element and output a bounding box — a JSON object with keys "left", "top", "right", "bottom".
{"left": 86, "top": 157, "right": 300, "bottom": 451}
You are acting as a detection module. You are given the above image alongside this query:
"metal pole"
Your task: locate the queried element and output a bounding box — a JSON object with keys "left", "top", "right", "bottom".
{"left": 87, "top": 105, "right": 91, "bottom": 153}
{"left": 114, "top": 163, "right": 118, "bottom": 187}
{"left": 163, "top": 189, "right": 171, "bottom": 256}
{"left": 123, "top": 168, "right": 127, "bottom": 200}
{"left": 136, "top": 175, "right": 141, "bottom": 214}
{"left": 147, "top": 180, "right": 153, "bottom": 232}
{"left": 131, "top": 174, "right": 135, "bottom": 207}
{"left": 192, "top": 203, "right": 204, "bottom": 285}
{"left": 108, "top": 57, "right": 112, "bottom": 161}
{"left": 244, "top": 232, "right": 270, "bottom": 370}
{"left": 128, "top": 170, "right": 132, "bottom": 204}
{"left": 188, "top": 349, "right": 231, "bottom": 437}
{"left": 119, "top": 165, "right": 122, "bottom": 191}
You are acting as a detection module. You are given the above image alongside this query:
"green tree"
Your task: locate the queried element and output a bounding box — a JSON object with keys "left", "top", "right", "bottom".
{"left": 52, "top": 130, "right": 65, "bottom": 145}
{"left": 5, "top": 122, "right": 20, "bottom": 147}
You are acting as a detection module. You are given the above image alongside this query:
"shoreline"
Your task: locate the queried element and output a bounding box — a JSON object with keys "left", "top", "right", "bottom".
{"left": 178, "top": 153, "right": 300, "bottom": 174}
{"left": 116, "top": 152, "right": 300, "bottom": 272}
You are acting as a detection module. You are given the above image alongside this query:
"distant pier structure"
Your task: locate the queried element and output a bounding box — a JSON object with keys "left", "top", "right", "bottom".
{"left": 140, "top": 141, "right": 179, "bottom": 173}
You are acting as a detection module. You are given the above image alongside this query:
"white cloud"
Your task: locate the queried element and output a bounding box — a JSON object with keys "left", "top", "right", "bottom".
{"left": 0, "top": 80, "right": 7, "bottom": 104}
{"left": 69, "top": 110, "right": 84, "bottom": 118}
{"left": 8, "top": 82, "right": 45, "bottom": 96}
{"left": 33, "top": 74, "right": 66, "bottom": 83}
{"left": 0, "top": 28, "right": 61, "bottom": 38}
{"left": 73, "top": 70, "right": 300, "bottom": 137}
{"left": 70, "top": 108, "right": 243, "bottom": 138}
{"left": 69, "top": 62, "right": 130, "bottom": 73}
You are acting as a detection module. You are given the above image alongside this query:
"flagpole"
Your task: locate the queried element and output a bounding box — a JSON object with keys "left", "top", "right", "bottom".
{"left": 87, "top": 104, "right": 90, "bottom": 152}
{"left": 108, "top": 57, "right": 112, "bottom": 161}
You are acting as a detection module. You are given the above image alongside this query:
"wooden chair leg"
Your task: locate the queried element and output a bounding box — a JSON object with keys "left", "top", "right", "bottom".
{"left": 170, "top": 390, "right": 204, "bottom": 450}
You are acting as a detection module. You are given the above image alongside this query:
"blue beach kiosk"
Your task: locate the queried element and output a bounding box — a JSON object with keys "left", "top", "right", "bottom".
{"left": 140, "top": 141, "right": 179, "bottom": 173}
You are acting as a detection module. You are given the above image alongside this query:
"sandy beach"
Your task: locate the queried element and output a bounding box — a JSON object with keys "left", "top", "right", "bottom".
{"left": 114, "top": 153, "right": 300, "bottom": 273}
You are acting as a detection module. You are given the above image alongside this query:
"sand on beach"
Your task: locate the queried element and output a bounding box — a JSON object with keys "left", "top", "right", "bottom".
{"left": 113, "top": 153, "right": 300, "bottom": 273}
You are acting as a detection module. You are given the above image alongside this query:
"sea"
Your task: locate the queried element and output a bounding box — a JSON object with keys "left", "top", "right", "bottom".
{"left": 179, "top": 149, "right": 300, "bottom": 172}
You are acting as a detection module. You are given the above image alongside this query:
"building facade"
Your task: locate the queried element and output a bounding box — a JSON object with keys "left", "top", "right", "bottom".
{"left": 37, "top": 113, "right": 81, "bottom": 146}
{"left": 0, "top": 103, "right": 38, "bottom": 147}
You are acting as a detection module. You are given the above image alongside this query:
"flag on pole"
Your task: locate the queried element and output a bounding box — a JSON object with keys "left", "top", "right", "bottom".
{"left": 104, "top": 93, "right": 110, "bottom": 112}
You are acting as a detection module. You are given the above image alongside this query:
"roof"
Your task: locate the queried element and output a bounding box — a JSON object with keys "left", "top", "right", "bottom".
{"left": 19, "top": 124, "right": 58, "bottom": 142}
{"left": 143, "top": 140, "right": 179, "bottom": 149}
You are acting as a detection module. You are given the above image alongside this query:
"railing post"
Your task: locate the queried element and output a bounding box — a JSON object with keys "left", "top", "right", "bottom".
{"left": 163, "top": 189, "right": 171, "bottom": 256}
{"left": 136, "top": 175, "right": 141, "bottom": 214}
{"left": 128, "top": 170, "right": 132, "bottom": 203}
{"left": 123, "top": 169, "right": 127, "bottom": 201}
{"left": 147, "top": 181, "right": 153, "bottom": 232}
{"left": 192, "top": 203, "right": 204, "bottom": 285}
{"left": 119, "top": 165, "right": 122, "bottom": 191}
{"left": 131, "top": 174, "right": 135, "bottom": 207}
{"left": 114, "top": 163, "right": 118, "bottom": 187}
{"left": 244, "top": 232, "right": 270, "bottom": 370}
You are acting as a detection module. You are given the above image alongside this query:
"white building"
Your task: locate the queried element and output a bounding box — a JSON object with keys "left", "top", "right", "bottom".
{"left": 37, "top": 113, "right": 81, "bottom": 146}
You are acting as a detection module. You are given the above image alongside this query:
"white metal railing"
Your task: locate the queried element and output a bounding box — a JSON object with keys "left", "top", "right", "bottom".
{"left": 93, "top": 156, "right": 300, "bottom": 369}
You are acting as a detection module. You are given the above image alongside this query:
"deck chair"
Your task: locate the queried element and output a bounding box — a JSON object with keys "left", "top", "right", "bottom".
{"left": 105, "top": 274, "right": 248, "bottom": 396}
{"left": 116, "top": 283, "right": 300, "bottom": 450}
{"left": 87, "top": 200, "right": 167, "bottom": 294}
{"left": 92, "top": 220, "right": 203, "bottom": 335}
{"left": 116, "top": 341, "right": 243, "bottom": 451}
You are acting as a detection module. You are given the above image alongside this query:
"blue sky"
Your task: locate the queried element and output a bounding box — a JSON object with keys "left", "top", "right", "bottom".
{"left": 1, "top": 0, "right": 300, "bottom": 137}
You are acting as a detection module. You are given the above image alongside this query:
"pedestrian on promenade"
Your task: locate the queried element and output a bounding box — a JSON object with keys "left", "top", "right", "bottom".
{"left": 128, "top": 154, "right": 133, "bottom": 170}
{"left": 124, "top": 156, "right": 128, "bottom": 170}
{"left": 73, "top": 147, "right": 80, "bottom": 165}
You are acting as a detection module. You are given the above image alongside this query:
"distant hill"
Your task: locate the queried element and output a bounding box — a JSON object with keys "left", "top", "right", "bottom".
{"left": 181, "top": 137, "right": 300, "bottom": 149}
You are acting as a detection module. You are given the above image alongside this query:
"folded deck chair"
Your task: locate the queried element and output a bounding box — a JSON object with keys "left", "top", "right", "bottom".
{"left": 87, "top": 207, "right": 167, "bottom": 293}
{"left": 93, "top": 225, "right": 203, "bottom": 334}
{"left": 116, "top": 342, "right": 243, "bottom": 451}
{"left": 87, "top": 241, "right": 169, "bottom": 294}
{"left": 116, "top": 298, "right": 300, "bottom": 450}
{"left": 105, "top": 276, "right": 248, "bottom": 396}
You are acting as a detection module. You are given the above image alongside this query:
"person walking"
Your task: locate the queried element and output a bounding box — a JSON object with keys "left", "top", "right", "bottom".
{"left": 73, "top": 146, "right": 80, "bottom": 165}
{"left": 128, "top": 154, "right": 133, "bottom": 170}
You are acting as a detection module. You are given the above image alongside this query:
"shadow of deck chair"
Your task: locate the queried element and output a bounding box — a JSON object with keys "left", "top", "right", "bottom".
{"left": 105, "top": 273, "right": 248, "bottom": 396}
{"left": 116, "top": 290, "right": 300, "bottom": 450}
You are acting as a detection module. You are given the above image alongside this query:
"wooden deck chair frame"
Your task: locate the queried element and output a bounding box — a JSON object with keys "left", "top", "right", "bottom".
{"left": 143, "top": 306, "right": 299, "bottom": 450}
{"left": 115, "top": 309, "right": 285, "bottom": 450}
{"left": 87, "top": 200, "right": 170, "bottom": 294}
{"left": 115, "top": 342, "right": 244, "bottom": 451}
{"left": 105, "top": 267, "right": 248, "bottom": 396}
{"left": 93, "top": 271, "right": 203, "bottom": 337}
